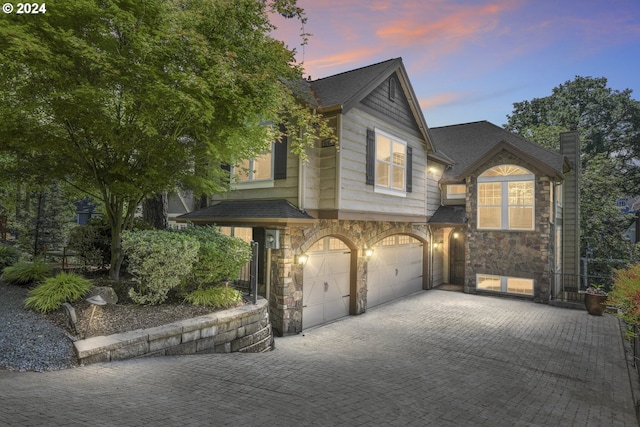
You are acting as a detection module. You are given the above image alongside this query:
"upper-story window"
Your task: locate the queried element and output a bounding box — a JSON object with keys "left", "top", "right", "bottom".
{"left": 376, "top": 130, "right": 406, "bottom": 193}
{"left": 446, "top": 184, "right": 466, "bottom": 199}
{"left": 366, "top": 128, "right": 412, "bottom": 195}
{"left": 234, "top": 150, "right": 273, "bottom": 183}
{"left": 231, "top": 132, "right": 288, "bottom": 189}
{"left": 477, "top": 165, "right": 534, "bottom": 230}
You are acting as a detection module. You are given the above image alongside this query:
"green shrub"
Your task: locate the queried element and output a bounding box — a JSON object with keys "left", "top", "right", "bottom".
{"left": 608, "top": 263, "right": 640, "bottom": 337}
{"left": 67, "top": 218, "right": 111, "bottom": 269}
{"left": 173, "top": 226, "right": 252, "bottom": 287}
{"left": 184, "top": 285, "right": 243, "bottom": 308}
{"left": 1, "top": 259, "right": 53, "bottom": 285}
{"left": 0, "top": 244, "right": 21, "bottom": 270}
{"left": 122, "top": 230, "right": 199, "bottom": 305}
{"left": 24, "top": 272, "right": 93, "bottom": 313}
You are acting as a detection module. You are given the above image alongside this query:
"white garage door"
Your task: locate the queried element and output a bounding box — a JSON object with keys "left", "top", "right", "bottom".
{"left": 368, "top": 235, "right": 423, "bottom": 308}
{"left": 303, "top": 237, "right": 351, "bottom": 329}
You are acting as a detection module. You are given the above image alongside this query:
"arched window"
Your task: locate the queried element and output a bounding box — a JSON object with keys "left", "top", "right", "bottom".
{"left": 477, "top": 165, "right": 534, "bottom": 230}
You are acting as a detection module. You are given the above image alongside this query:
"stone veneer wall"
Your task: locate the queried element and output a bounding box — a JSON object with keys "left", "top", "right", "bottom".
{"left": 74, "top": 298, "right": 271, "bottom": 365}
{"left": 465, "top": 152, "right": 554, "bottom": 302}
{"left": 266, "top": 219, "right": 429, "bottom": 336}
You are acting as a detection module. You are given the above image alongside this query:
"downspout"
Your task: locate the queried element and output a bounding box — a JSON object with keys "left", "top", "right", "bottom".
{"left": 298, "top": 110, "right": 311, "bottom": 211}
{"left": 335, "top": 113, "right": 343, "bottom": 210}
{"left": 428, "top": 224, "right": 434, "bottom": 289}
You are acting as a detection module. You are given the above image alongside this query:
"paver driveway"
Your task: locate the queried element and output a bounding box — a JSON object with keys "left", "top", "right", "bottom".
{"left": 0, "top": 290, "right": 637, "bottom": 426}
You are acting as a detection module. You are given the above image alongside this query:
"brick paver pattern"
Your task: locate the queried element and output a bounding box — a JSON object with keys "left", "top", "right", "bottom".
{"left": 1, "top": 290, "right": 637, "bottom": 426}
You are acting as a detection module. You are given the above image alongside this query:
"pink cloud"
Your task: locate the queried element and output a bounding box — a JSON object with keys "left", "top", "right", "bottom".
{"left": 302, "top": 48, "right": 382, "bottom": 76}
{"left": 419, "top": 92, "right": 467, "bottom": 109}
{"left": 283, "top": 0, "right": 521, "bottom": 77}
{"left": 376, "top": 2, "right": 515, "bottom": 49}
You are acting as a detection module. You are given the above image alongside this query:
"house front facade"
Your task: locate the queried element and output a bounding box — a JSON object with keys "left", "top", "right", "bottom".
{"left": 426, "top": 122, "right": 580, "bottom": 303}
{"left": 177, "top": 58, "right": 580, "bottom": 335}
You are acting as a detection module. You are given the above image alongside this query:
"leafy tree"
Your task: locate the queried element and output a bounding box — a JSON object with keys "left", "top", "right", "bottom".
{"left": 505, "top": 76, "right": 640, "bottom": 273}
{"left": 581, "top": 155, "right": 637, "bottom": 273}
{"left": 505, "top": 76, "right": 640, "bottom": 187}
{"left": 0, "top": 0, "right": 331, "bottom": 280}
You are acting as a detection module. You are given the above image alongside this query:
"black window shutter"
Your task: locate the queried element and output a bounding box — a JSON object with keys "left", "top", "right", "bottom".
{"left": 221, "top": 163, "right": 231, "bottom": 184}
{"left": 366, "top": 129, "right": 375, "bottom": 185}
{"left": 406, "top": 146, "right": 413, "bottom": 192}
{"left": 274, "top": 128, "right": 287, "bottom": 180}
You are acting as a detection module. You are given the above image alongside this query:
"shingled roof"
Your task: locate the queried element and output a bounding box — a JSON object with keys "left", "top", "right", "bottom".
{"left": 428, "top": 205, "right": 467, "bottom": 225}
{"left": 176, "top": 199, "right": 315, "bottom": 225}
{"left": 430, "top": 121, "right": 569, "bottom": 182}
{"left": 310, "top": 58, "right": 402, "bottom": 111}
{"left": 308, "top": 58, "right": 434, "bottom": 151}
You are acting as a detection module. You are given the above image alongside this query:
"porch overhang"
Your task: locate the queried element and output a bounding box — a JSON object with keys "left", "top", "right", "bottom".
{"left": 175, "top": 199, "right": 317, "bottom": 226}
{"left": 427, "top": 206, "right": 467, "bottom": 226}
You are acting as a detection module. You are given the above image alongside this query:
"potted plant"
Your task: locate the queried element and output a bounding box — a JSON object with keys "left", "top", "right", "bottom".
{"left": 584, "top": 283, "right": 608, "bottom": 316}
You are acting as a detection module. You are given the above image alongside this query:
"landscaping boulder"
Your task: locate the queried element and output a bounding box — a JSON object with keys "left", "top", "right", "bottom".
{"left": 86, "top": 286, "right": 118, "bottom": 305}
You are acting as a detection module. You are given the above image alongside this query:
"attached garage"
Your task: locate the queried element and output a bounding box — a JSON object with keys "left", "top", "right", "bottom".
{"left": 367, "top": 235, "right": 424, "bottom": 308}
{"left": 302, "top": 237, "right": 352, "bottom": 329}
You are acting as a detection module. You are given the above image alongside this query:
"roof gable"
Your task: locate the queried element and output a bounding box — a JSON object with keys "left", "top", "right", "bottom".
{"left": 310, "top": 58, "right": 433, "bottom": 151}
{"left": 430, "top": 121, "right": 567, "bottom": 182}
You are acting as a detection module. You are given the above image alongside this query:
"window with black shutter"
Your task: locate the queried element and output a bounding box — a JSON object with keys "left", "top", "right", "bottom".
{"left": 366, "top": 128, "right": 411, "bottom": 195}
{"left": 273, "top": 131, "right": 287, "bottom": 180}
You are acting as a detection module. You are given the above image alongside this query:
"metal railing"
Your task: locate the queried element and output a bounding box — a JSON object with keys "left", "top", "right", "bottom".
{"left": 551, "top": 273, "right": 612, "bottom": 303}
{"left": 232, "top": 241, "right": 259, "bottom": 304}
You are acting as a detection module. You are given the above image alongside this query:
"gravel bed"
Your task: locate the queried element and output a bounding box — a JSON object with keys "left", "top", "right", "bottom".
{"left": 0, "top": 283, "right": 78, "bottom": 372}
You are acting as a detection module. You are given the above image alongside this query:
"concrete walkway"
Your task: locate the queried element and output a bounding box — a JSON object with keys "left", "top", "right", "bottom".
{"left": 1, "top": 290, "right": 638, "bottom": 426}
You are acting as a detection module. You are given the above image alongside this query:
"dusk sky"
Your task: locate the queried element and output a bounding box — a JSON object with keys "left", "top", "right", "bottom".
{"left": 272, "top": 0, "right": 640, "bottom": 128}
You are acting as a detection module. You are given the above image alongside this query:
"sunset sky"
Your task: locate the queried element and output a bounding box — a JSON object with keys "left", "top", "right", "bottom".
{"left": 272, "top": 0, "right": 640, "bottom": 128}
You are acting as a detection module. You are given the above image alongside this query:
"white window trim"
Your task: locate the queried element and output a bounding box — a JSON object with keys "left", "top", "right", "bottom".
{"left": 231, "top": 180, "right": 275, "bottom": 190}
{"left": 374, "top": 128, "right": 407, "bottom": 197}
{"left": 231, "top": 144, "right": 275, "bottom": 189}
{"left": 446, "top": 184, "right": 466, "bottom": 200}
{"left": 477, "top": 167, "right": 535, "bottom": 231}
{"left": 476, "top": 274, "right": 534, "bottom": 296}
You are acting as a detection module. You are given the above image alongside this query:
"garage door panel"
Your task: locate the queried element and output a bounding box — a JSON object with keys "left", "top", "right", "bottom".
{"left": 303, "top": 279, "right": 326, "bottom": 307}
{"left": 303, "top": 305, "right": 324, "bottom": 329}
{"left": 303, "top": 239, "right": 351, "bottom": 329}
{"left": 324, "top": 295, "right": 350, "bottom": 321}
{"left": 368, "top": 239, "right": 423, "bottom": 308}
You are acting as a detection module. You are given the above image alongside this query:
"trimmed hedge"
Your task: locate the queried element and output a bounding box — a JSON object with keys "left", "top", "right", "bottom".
{"left": 122, "top": 230, "right": 199, "bottom": 305}
{"left": 172, "top": 226, "right": 252, "bottom": 288}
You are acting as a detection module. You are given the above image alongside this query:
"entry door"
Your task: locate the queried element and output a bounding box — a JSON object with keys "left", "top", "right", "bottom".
{"left": 449, "top": 232, "right": 465, "bottom": 285}
{"left": 303, "top": 238, "right": 351, "bottom": 329}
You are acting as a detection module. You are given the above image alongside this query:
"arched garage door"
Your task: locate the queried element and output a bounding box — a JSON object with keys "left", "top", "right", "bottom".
{"left": 303, "top": 237, "right": 351, "bottom": 329}
{"left": 368, "top": 235, "right": 423, "bottom": 308}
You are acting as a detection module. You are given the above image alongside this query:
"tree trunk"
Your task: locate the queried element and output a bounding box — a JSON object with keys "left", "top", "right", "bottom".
{"left": 107, "top": 197, "right": 140, "bottom": 281}
{"left": 142, "top": 192, "right": 168, "bottom": 229}
{"left": 33, "top": 190, "right": 45, "bottom": 257}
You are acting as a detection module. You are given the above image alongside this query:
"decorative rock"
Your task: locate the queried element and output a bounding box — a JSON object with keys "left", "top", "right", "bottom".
{"left": 61, "top": 302, "right": 77, "bottom": 334}
{"left": 86, "top": 286, "right": 118, "bottom": 305}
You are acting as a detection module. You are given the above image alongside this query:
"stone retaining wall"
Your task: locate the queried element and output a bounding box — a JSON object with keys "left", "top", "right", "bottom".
{"left": 74, "top": 298, "right": 271, "bottom": 365}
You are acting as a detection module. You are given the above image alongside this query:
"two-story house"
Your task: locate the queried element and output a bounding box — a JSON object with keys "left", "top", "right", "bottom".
{"left": 177, "top": 58, "right": 580, "bottom": 335}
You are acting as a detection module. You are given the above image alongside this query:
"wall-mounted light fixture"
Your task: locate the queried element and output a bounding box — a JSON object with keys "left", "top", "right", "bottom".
{"left": 296, "top": 253, "right": 308, "bottom": 265}
{"left": 453, "top": 232, "right": 459, "bottom": 239}
{"left": 433, "top": 241, "right": 443, "bottom": 249}
{"left": 364, "top": 247, "right": 374, "bottom": 260}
